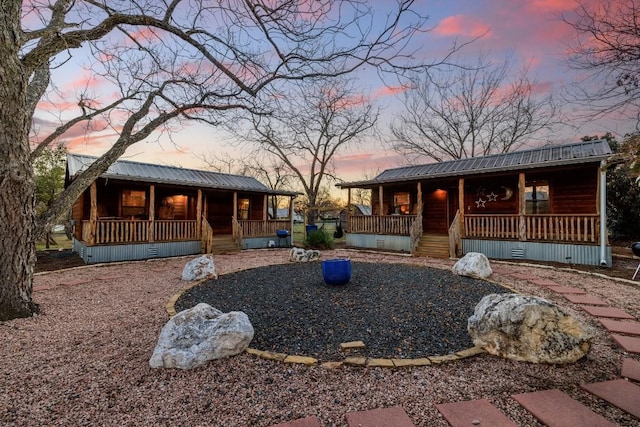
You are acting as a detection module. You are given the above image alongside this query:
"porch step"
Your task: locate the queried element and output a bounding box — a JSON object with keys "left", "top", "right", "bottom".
{"left": 414, "top": 234, "right": 450, "bottom": 258}
{"left": 210, "top": 234, "right": 240, "bottom": 255}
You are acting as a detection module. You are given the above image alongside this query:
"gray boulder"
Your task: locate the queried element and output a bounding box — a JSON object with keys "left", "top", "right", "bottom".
{"left": 468, "top": 293, "right": 594, "bottom": 364}
{"left": 150, "top": 303, "right": 254, "bottom": 369}
{"left": 452, "top": 252, "right": 493, "bottom": 279}
{"left": 182, "top": 255, "right": 217, "bottom": 281}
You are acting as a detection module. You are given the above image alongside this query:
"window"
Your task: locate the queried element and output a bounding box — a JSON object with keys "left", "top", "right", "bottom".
{"left": 238, "top": 198, "right": 250, "bottom": 220}
{"left": 122, "top": 190, "right": 146, "bottom": 217}
{"left": 525, "top": 181, "right": 550, "bottom": 214}
{"left": 393, "top": 192, "right": 411, "bottom": 215}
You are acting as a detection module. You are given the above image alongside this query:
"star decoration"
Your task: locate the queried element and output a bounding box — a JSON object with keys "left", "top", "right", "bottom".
{"left": 475, "top": 198, "right": 486, "bottom": 208}
{"left": 487, "top": 192, "right": 498, "bottom": 202}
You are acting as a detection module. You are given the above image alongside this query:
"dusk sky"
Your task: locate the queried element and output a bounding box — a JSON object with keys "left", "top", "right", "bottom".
{"left": 34, "top": 0, "right": 634, "bottom": 187}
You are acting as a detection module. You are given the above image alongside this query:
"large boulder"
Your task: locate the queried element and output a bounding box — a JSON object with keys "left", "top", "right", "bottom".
{"left": 182, "top": 255, "right": 217, "bottom": 281}
{"left": 452, "top": 252, "right": 493, "bottom": 279}
{"left": 468, "top": 293, "right": 594, "bottom": 364}
{"left": 150, "top": 303, "right": 254, "bottom": 369}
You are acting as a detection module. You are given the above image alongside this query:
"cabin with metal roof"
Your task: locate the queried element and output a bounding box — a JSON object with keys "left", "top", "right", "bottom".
{"left": 66, "top": 154, "right": 298, "bottom": 263}
{"left": 337, "top": 140, "right": 614, "bottom": 267}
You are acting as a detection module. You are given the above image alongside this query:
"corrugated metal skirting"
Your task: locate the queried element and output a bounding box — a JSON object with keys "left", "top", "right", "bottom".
{"left": 462, "top": 239, "right": 612, "bottom": 267}
{"left": 73, "top": 239, "right": 201, "bottom": 264}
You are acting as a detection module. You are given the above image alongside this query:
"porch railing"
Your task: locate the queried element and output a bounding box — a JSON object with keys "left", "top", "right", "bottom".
{"left": 201, "top": 216, "right": 214, "bottom": 253}
{"left": 448, "top": 210, "right": 462, "bottom": 257}
{"left": 464, "top": 214, "right": 600, "bottom": 243}
{"left": 348, "top": 215, "right": 416, "bottom": 235}
{"left": 237, "top": 220, "right": 292, "bottom": 237}
{"left": 83, "top": 219, "right": 198, "bottom": 245}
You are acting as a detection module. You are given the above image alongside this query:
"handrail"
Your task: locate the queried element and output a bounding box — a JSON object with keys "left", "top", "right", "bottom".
{"left": 448, "top": 210, "right": 461, "bottom": 257}
{"left": 409, "top": 213, "right": 423, "bottom": 255}
{"left": 201, "top": 216, "right": 214, "bottom": 253}
{"left": 232, "top": 216, "right": 242, "bottom": 247}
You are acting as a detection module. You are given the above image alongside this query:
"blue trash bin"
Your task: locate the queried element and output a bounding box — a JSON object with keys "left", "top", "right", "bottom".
{"left": 305, "top": 224, "right": 318, "bottom": 235}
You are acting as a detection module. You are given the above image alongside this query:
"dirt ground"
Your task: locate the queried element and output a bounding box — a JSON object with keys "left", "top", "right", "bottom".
{"left": 34, "top": 245, "right": 640, "bottom": 281}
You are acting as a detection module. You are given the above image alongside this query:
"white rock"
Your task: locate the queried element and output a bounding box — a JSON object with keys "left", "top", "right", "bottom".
{"left": 181, "top": 255, "right": 217, "bottom": 281}
{"left": 289, "top": 247, "right": 321, "bottom": 262}
{"left": 150, "top": 303, "right": 254, "bottom": 369}
{"left": 468, "top": 293, "right": 594, "bottom": 364}
{"left": 452, "top": 252, "right": 493, "bottom": 279}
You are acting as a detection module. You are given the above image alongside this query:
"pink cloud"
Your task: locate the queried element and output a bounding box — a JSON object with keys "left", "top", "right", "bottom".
{"left": 434, "top": 15, "right": 491, "bottom": 38}
{"left": 528, "top": 0, "right": 578, "bottom": 12}
{"left": 373, "top": 85, "right": 410, "bottom": 99}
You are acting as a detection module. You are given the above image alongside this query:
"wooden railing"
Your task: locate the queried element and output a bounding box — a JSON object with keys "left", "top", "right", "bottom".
{"left": 464, "top": 214, "right": 600, "bottom": 243}
{"left": 524, "top": 214, "right": 600, "bottom": 242}
{"left": 448, "top": 210, "right": 462, "bottom": 257}
{"left": 154, "top": 220, "right": 198, "bottom": 241}
{"left": 84, "top": 219, "right": 198, "bottom": 245}
{"left": 348, "top": 215, "right": 416, "bottom": 235}
{"left": 232, "top": 216, "right": 242, "bottom": 247}
{"left": 238, "top": 220, "right": 292, "bottom": 237}
{"left": 409, "top": 213, "right": 423, "bottom": 255}
{"left": 201, "top": 216, "right": 214, "bottom": 253}
{"left": 464, "top": 215, "right": 519, "bottom": 239}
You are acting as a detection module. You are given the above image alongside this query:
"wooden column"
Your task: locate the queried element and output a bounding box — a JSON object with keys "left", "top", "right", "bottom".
{"left": 148, "top": 185, "right": 155, "bottom": 243}
{"left": 416, "top": 182, "right": 423, "bottom": 216}
{"left": 88, "top": 181, "right": 97, "bottom": 245}
{"left": 263, "top": 194, "right": 268, "bottom": 220}
{"left": 347, "top": 187, "right": 352, "bottom": 221}
{"left": 458, "top": 178, "right": 465, "bottom": 237}
{"left": 518, "top": 172, "right": 527, "bottom": 241}
{"left": 378, "top": 185, "right": 384, "bottom": 216}
{"left": 595, "top": 166, "right": 601, "bottom": 214}
{"left": 196, "top": 189, "right": 202, "bottom": 236}
{"left": 233, "top": 192, "right": 238, "bottom": 219}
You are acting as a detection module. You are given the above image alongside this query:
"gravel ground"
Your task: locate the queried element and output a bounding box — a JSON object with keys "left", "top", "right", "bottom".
{"left": 1, "top": 249, "right": 638, "bottom": 426}
{"left": 176, "top": 262, "right": 509, "bottom": 360}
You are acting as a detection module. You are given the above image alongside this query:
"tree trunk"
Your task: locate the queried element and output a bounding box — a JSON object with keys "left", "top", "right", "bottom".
{"left": 0, "top": 4, "right": 40, "bottom": 320}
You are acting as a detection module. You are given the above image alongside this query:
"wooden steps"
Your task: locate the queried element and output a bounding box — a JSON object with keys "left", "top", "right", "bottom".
{"left": 210, "top": 234, "right": 240, "bottom": 254}
{"left": 414, "top": 233, "right": 450, "bottom": 258}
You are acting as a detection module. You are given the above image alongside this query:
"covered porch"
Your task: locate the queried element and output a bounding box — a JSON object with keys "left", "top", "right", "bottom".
{"left": 338, "top": 141, "right": 613, "bottom": 266}
{"left": 67, "top": 154, "right": 297, "bottom": 263}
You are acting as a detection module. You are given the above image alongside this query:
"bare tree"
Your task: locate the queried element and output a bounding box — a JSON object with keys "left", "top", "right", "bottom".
{"left": 234, "top": 78, "right": 378, "bottom": 224}
{"left": 198, "top": 150, "right": 294, "bottom": 217}
{"left": 390, "top": 55, "right": 559, "bottom": 162}
{"left": 1, "top": 0, "right": 432, "bottom": 320}
{"left": 563, "top": 0, "right": 640, "bottom": 127}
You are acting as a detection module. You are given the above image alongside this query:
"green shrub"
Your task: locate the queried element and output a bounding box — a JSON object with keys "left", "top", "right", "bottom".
{"left": 304, "top": 229, "right": 334, "bottom": 249}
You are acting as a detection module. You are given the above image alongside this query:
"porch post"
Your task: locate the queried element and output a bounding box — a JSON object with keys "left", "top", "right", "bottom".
{"left": 599, "top": 160, "right": 608, "bottom": 266}
{"left": 88, "top": 181, "right": 97, "bottom": 245}
{"left": 149, "top": 185, "right": 155, "bottom": 243}
{"left": 289, "top": 196, "right": 294, "bottom": 237}
{"left": 518, "top": 172, "right": 527, "bottom": 241}
{"left": 233, "top": 191, "right": 238, "bottom": 219}
{"left": 196, "top": 189, "right": 202, "bottom": 237}
{"left": 263, "top": 194, "right": 268, "bottom": 220}
{"left": 416, "top": 182, "right": 422, "bottom": 215}
{"left": 347, "top": 188, "right": 351, "bottom": 232}
{"left": 378, "top": 185, "right": 384, "bottom": 215}
{"left": 458, "top": 178, "right": 465, "bottom": 237}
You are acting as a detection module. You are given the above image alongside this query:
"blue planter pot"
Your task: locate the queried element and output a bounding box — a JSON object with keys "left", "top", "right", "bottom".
{"left": 322, "top": 259, "right": 352, "bottom": 285}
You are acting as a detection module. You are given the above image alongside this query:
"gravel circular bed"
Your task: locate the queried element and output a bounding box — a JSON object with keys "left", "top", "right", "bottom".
{"left": 175, "top": 261, "right": 511, "bottom": 361}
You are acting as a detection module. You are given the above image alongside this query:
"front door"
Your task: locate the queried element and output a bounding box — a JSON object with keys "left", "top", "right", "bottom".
{"left": 422, "top": 189, "right": 449, "bottom": 234}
